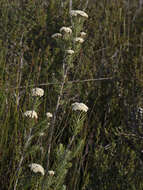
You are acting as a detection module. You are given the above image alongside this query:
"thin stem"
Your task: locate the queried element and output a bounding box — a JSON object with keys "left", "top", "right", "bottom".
{"left": 3, "top": 77, "right": 114, "bottom": 90}
{"left": 69, "top": 0, "right": 72, "bottom": 12}
{"left": 13, "top": 128, "right": 32, "bottom": 190}
{"left": 13, "top": 156, "right": 24, "bottom": 190}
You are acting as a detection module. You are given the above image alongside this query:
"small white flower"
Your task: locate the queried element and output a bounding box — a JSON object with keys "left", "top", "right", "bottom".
{"left": 51, "top": 33, "right": 62, "bottom": 38}
{"left": 60, "top": 27, "right": 72, "bottom": 34}
{"left": 24, "top": 110, "right": 38, "bottom": 119}
{"left": 31, "top": 88, "right": 44, "bottom": 97}
{"left": 80, "top": 32, "right": 87, "bottom": 37}
{"left": 66, "top": 49, "right": 74, "bottom": 55}
{"left": 138, "top": 107, "right": 143, "bottom": 115}
{"left": 46, "top": 112, "right": 53, "bottom": 118}
{"left": 70, "top": 10, "right": 88, "bottom": 18}
{"left": 48, "top": 170, "right": 55, "bottom": 176}
{"left": 74, "top": 37, "right": 84, "bottom": 43}
{"left": 29, "top": 163, "right": 45, "bottom": 176}
{"left": 71, "top": 102, "right": 88, "bottom": 112}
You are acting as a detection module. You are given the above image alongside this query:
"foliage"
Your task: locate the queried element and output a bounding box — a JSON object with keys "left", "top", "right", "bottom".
{"left": 0, "top": 0, "right": 143, "bottom": 189}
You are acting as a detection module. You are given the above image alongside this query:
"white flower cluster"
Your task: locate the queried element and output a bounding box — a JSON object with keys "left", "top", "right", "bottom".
{"left": 71, "top": 102, "right": 88, "bottom": 112}
{"left": 24, "top": 110, "right": 38, "bottom": 119}
{"left": 31, "top": 88, "right": 44, "bottom": 97}
{"left": 51, "top": 33, "right": 62, "bottom": 38}
{"left": 60, "top": 26, "right": 72, "bottom": 34}
{"left": 74, "top": 37, "right": 84, "bottom": 43}
{"left": 66, "top": 49, "right": 74, "bottom": 55}
{"left": 80, "top": 32, "right": 87, "bottom": 37}
{"left": 29, "top": 163, "right": 45, "bottom": 176}
{"left": 51, "top": 27, "right": 72, "bottom": 39}
{"left": 70, "top": 10, "right": 88, "bottom": 18}
{"left": 48, "top": 170, "right": 55, "bottom": 176}
{"left": 46, "top": 112, "right": 53, "bottom": 118}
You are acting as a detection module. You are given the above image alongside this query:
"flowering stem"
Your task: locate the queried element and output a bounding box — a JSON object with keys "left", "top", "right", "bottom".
{"left": 46, "top": 58, "right": 68, "bottom": 171}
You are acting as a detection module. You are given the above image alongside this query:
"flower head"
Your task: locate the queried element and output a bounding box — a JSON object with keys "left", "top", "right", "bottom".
{"left": 74, "top": 37, "right": 84, "bottom": 43}
{"left": 70, "top": 10, "right": 88, "bottom": 18}
{"left": 60, "top": 27, "right": 72, "bottom": 34}
{"left": 48, "top": 170, "right": 55, "bottom": 176}
{"left": 24, "top": 110, "right": 38, "bottom": 119}
{"left": 29, "top": 163, "right": 45, "bottom": 176}
{"left": 71, "top": 102, "right": 88, "bottom": 112}
{"left": 31, "top": 88, "right": 44, "bottom": 97}
{"left": 51, "top": 33, "right": 62, "bottom": 38}
{"left": 80, "top": 32, "right": 87, "bottom": 37}
{"left": 46, "top": 112, "right": 53, "bottom": 119}
{"left": 66, "top": 49, "right": 74, "bottom": 55}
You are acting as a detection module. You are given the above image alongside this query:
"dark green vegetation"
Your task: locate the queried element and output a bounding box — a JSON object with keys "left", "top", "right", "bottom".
{"left": 0, "top": 0, "right": 143, "bottom": 189}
